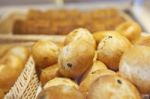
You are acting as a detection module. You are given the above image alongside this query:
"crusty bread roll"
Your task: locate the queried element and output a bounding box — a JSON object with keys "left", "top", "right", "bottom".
{"left": 64, "top": 28, "right": 96, "bottom": 48}
{"left": 44, "top": 77, "right": 78, "bottom": 89}
{"left": 97, "top": 33, "right": 132, "bottom": 71}
{"left": 37, "top": 85, "right": 85, "bottom": 99}
{"left": 88, "top": 75, "right": 141, "bottom": 99}
{"left": 80, "top": 69, "right": 116, "bottom": 96}
{"left": 59, "top": 39, "right": 95, "bottom": 78}
{"left": 116, "top": 21, "right": 141, "bottom": 43}
{"left": 119, "top": 45, "right": 150, "bottom": 94}
{"left": 32, "top": 40, "right": 59, "bottom": 69}
{"left": 0, "top": 46, "right": 30, "bottom": 92}
{"left": 40, "top": 64, "right": 60, "bottom": 86}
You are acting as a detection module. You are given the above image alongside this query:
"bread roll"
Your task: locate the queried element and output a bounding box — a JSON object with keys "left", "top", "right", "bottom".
{"left": 0, "top": 46, "right": 30, "bottom": 92}
{"left": 119, "top": 45, "right": 150, "bottom": 94}
{"left": 80, "top": 69, "right": 116, "bottom": 96}
{"left": 32, "top": 40, "right": 59, "bottom": 69}
{"left": 97, "top": 33, "right": 131, "bottom": 71}
{"left": 40, "top": 64, "right": 59, "bottom": 85}
{"left": 116, "top": 21, "right": 141, "bottom": 43}
{"left": 44, "top": 77, "right": 78, "bottom": 89}
{"left": 88, "top": 75, "right": 141, "bottom": 99}
{"left": 59, "top": 39, "right": 95, "bottom": 78}
{"left": 37, "top": 85, "right": 85, "bottom": 99}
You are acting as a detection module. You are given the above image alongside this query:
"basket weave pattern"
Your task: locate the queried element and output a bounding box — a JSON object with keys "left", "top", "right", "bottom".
{"left": 4, "top": 57, "right": 39, "bottom": 99}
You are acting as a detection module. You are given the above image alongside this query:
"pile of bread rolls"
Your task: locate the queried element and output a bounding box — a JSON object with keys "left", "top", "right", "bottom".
{"left": 0, "top": 45, "right": 30, "bottom": 98}
{"left": 31, "top": 21, "right": 150, "bottom": 99}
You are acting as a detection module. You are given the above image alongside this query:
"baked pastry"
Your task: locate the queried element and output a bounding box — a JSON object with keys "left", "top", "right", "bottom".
{"left": 87, "top": 75, "right": 141, "bottom": 99}
{"left": 119, "top": 45, "right": 150, "bottom": 94}
{"left": 37, "top": 85, "right": 85, "bottom": 99}
{"left": 116, "top": 21, "right": 141, "bottom": 43}
{"left": 59, "top": 39, "right": 95, "bottom": 78}
{"left": 97, "top": 33, "right": 131, "bottom": 71}
{"left": 80, "top": 69, "right": 116, "bottom": 96}
{"left": 32, "top": 40, "right": 59, "bottom": 69}
{"left": 0, "top": 46, "right": 30, "bottom": 92}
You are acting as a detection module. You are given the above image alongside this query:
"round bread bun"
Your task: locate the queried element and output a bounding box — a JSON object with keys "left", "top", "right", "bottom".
{"left": 32, "top": 40, "right": 59, "bottom": 69}
{"left": 119, "top": 45, "right": 150, "bottom": 94}
{"left": 80, "top": 69, "right": 116, "bottom": 96}
{"left": 136, "top": 35, "right": 150, "bottom": 47}
{"left": 97, "top": 33, "right": 132, "bottom": 71}
{"left": 88, "top": 75, "right": 141, "bottom": 99}
{"left": 44, "top": 77, "right": 78, "bottom": 89}
{"left": 40, "top": 64, "right": 60, "bottom": 86}
{"left": 82, "top": 60, "right": 107, "bottom": 80}
{"left": 93, "top": 31, "right": 119, "bottom": 44}
{"left": 0, "top": 46, "right": 29, "bottom": 92}
{"left": 116, "top": 21, "right": 141, "bottom": 43}
{"left": 59, "top": 39, "right": 95, "bottom": 78}
{"left": 37, "top": 85, "right": 85, "bottom": 99}
{"left": 64, "top": 28, "right": 96, "bottom": 48}
{"left": 0, "top": 55, "right": 23, "bottom": 92}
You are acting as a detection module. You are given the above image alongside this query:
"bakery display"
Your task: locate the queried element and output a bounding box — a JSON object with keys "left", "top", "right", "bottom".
{"left": 119, "top": 45, "right": 150, "bottom": 94}
{"left": 87, "top": 75, "right": 141, "bottom": 99}
{"left": 0, "top": 8, "right": 149, "bottom": 98}
{"left": 0, "top": 8, "right": 126, "bottom": 35}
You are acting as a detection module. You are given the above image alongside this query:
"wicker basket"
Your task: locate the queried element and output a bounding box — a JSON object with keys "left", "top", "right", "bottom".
{"left": 4, "top": 56, "right": 39, "bottom": 99}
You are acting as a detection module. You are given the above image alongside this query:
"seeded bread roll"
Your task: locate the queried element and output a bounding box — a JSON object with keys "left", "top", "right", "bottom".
{"left": 97, "top": 33, "right": 132, "bottom": 71}
{"left": 88, "top": 75, "right": 141, "bottom": 99}
{"left": 37, "top": 85, "right": 85, "bottom": 99}
{"left": 80, "top": 69, "right": 116, "bottom": 96}
{"left": 119, "top": 45, "right": 150, "bottom": 94}
{"left": 59, "top": 39, "right": 95, "bottom": 78}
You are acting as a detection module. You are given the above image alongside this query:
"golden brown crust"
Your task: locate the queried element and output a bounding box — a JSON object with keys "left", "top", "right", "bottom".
{"left": 88, "top": 75, "right": 141, "bottom": 99}
{"left": 119, "top": 45, "right": 150, "bottom": 94}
